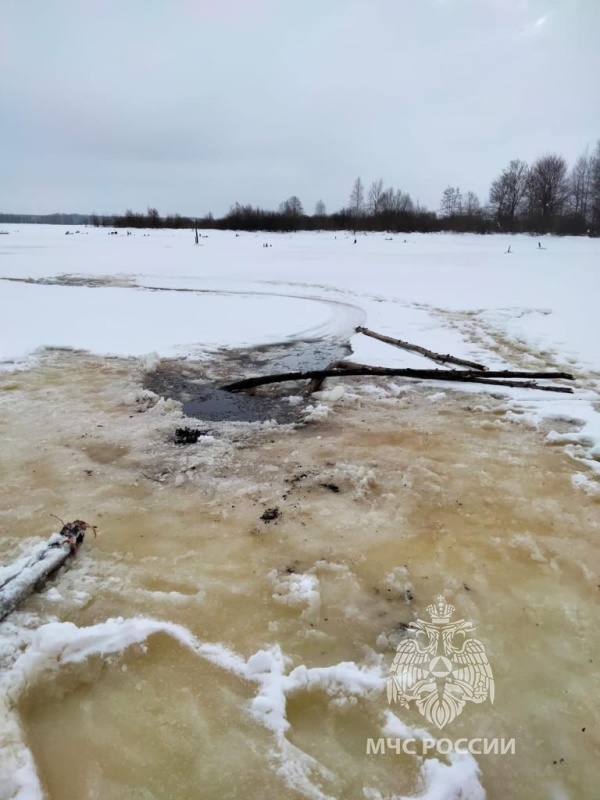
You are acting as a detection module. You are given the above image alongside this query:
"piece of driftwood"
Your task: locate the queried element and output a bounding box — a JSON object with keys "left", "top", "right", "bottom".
{"left": 465, "top": 377, "right": 573, "bottom": 393}
{"left": 222, "top": 367, "right": 574, "bottom": 393}
{"left": 355, "top": 326, "right": 488, "bottom": 371}
{"left": 306, "top": 360, "right": 355, "bottom": 393}
{"left": 308, "top": 372, "right": 571, "bottom": 395}
{"left": 306, "top": 374, "right": 326, "bottom": 393}
{"left": 0, "top": 520, "right": 96, "bottom": 623}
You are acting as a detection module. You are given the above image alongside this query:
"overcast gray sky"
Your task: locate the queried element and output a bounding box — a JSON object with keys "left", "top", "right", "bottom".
{"left": 1, "top": 0, "right": 598, "bottom": 216}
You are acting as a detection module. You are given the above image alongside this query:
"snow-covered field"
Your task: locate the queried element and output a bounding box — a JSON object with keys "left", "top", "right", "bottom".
{"left": 1, "top": 226, "right": 599, "bottom": 370}
{"left": 0, "top": 225, "right": 599, "bottom": 800}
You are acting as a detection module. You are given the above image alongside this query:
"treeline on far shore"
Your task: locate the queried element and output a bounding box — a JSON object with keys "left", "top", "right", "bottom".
{"left": 2, "top": 141, "right": 600, "bottom": 236}
{"left": 1, "top": 205, "right": 596, "bottom": 235}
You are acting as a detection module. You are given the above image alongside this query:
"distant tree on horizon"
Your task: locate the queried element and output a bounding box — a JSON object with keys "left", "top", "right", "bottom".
{"left": 463, "top": 190, "right": 481, "bottom": 216}
{"left": 349, "top": 177, "right": 365, "bottom": 216}
{"left": 525, "top": 154, "right": 570, "bottom": 223}
{"left": 147, "top": 207, "right": 161, "bottom": 228}
{"left": 278, "top": 196, "right": 304, "bottom": 216}
{"left": 569, "top": 149, "right": 592, "bottom": 222}
{"left": 440, "top": 186, "right": 462, "bottom": 217}
{"left": 489, "top": 159, "right": 529, "bottom": 230}
{"left": 367, "top": 179, "right": 385, "bottom": 215}
{"left": 591, "top": 141, "right": 600, "bottom": 228}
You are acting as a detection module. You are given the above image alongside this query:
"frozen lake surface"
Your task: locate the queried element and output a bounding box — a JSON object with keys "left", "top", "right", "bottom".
{"left": 0, "top": 226, "right": 599, "bottom": 800}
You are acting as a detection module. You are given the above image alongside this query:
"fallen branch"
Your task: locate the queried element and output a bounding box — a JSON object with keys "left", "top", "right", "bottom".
{"left": 466, "top": 378, "right": 573, "bottom": 394}
{"left": 306, "top": 360, "right": 355, "bottom": 393}
{"left": 0, "top": 520, "right": 96, "bottom": 623}
{"left": 306, "top": 375, "right": 326, "bottom": 393}
{"left": 355, "top": 326, "right": 488, "bottom": 371}
{"left": 222, "top": 366, "right": 574, "bottom": 393}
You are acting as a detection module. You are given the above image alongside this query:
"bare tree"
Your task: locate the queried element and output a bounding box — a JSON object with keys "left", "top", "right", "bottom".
{"left": 440, "top": 187, "right": 452, "bottom": 217}
{"left": 349, "top": 177, "right": 365, "bottom": 216}
{"left": 314, "top": 199, "right": 327, "bottom": 216}
{"left": 526, "top": 154, "right": 570, "bottom": 220}
{"left": 489, "top": 159, "right": 528, "bottom": 228}
{"left": 147, "top": 207, "right": 161, "bottom": 228}
{"left": 395, "top": 190, "right": 414, "bottom": 213}
{"left": 378, "top": 188, "right": 414, "bottom": 214}
{"left": 402, "top": 192, "right": 415, "bottom": 213}
{"left": 367, "top": 178, "right": 385, "bottom": 215}
{"left": 379, "top": 187, "right": 395, "bottom": 212}
{"left": 463, "top": 191, "right": 481, "bottom": 216}
{"left": 570, "top": 152, "right": 590, "bottom": 218}
{"left": 572, "top": 159, "right": 589, "bottom": 220}
{"left": 440, "top": 186, "right": 462, "bottom": 217}
{"left": 591, "top": 141, "right": 600, "bottom": 229}
{"left": 279, "top": 196, "right": 304, "bottom": 216}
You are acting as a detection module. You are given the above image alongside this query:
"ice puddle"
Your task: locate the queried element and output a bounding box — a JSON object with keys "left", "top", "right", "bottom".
{"left": 0, "top": 615, "right": 482, "bottom": 800}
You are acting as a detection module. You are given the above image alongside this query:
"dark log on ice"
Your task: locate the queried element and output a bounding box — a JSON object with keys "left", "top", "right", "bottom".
{"left": 464, "top": 378, "right": 573, "bottom": 393}
{"left": 308, "top": 370, "right": 573, "bottom": 395}
{"left": 355, "top": 326, "right": 488, "bottom": 371}
{"left": 222, "top": 367, "right": 574, "bottom": 393}
{"left": 306, "top": 360, "right": 357, "bottom": 393}
{"left": 306, "top": 374, "right": 327, "bottom": 393}
{"left": 0, "top": 520, "right": 96, "bottom": 623}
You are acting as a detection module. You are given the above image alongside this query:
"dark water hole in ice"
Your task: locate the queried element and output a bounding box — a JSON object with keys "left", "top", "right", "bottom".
{"left": 144, "top": 338, "right": 352, "bottom": 423}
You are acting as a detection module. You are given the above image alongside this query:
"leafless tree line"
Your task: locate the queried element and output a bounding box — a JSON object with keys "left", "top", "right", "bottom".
{"left": 6, "top": 140, "right": 599, "bottom": 236}
{"left": 487, "top": 142, "right": 600, "bottom": 232}
{"left": 344, "top": 141, "right": 600, "bottom": 235}
{"left": 348, "top": 177, "right": 416, "bottom": 217}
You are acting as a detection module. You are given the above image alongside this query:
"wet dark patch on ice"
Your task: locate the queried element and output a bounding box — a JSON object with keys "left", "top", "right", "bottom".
{"left": 1, "top": 274, "right": 136, "bottom": 288}
{"left": 183, "top": 387, "right": 295, "bottom": 423}
{"left": 144, "top": 338, "right": 351, "bottom": 423}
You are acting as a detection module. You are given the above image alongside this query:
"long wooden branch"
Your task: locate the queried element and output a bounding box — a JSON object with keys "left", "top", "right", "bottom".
{"left": 466, "top": 377, "right": 573, "bottom": 393}
{"left": 355, "top": 326, "right": 488, "bottom": 371}
{"left": 222, "top": 366, "right": 574, "bottom": 393}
